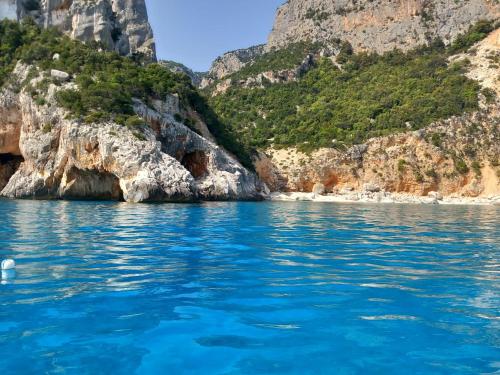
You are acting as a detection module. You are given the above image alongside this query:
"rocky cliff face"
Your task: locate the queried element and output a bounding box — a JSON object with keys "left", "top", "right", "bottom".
{"left": 0, "top": 0, "right": 156, "bottom": 59}
{"left": 0, "top": 64, "right": 265, "bottom": 202}
{"left": 255, "top": 30, "right": 500, "bottom": 199}
{"left": 159, "top": 61, "right": 206, "bottom": 87}
{"left": 201, "top": 45, "right": 265, "bottom": 88}
{"left": 256, "top": 109, "right": 499, "bottom": 198}
{"left": 204, "top": 0, "right": 500, "bottom": 87}
{"left": 267, "top": 0, "right": 499, "bottom": 53}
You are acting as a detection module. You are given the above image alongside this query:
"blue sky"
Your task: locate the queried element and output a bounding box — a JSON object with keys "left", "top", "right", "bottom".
{"left": 145, "top": 0, "right": 284, "bottom": 72}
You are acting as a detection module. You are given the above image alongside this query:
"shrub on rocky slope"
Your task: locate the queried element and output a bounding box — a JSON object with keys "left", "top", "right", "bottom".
{"left": 0, "top": 18, "right": 252, "bottom": 168}
{"left": 208, "top": 22, "right": 497, "bottom": 152}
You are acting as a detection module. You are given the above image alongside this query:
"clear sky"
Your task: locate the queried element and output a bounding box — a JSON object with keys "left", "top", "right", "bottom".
{"left": 145, "top": 0, "right": 284, "bottom": 72}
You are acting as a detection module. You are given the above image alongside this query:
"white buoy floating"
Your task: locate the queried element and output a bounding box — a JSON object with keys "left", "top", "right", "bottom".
{"left": 1, "top": 259, "right": 16, "bottom": 280}
{"left": 1, "top": 259, "right": 15, "bottom": 270}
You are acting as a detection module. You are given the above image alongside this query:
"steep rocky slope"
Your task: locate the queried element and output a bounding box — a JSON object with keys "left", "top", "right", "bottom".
{"left": 200, "top": 45, "right": 265, "bottom": 87}
{"left": 0, "top": 0, "right": 156, "bottom": 58}
{"left": 160, "top": 60, "right": 206, "bottom": 87}
{"left": 268, "top": 0, "right": 499, "bottom": 53}
{"left": 0, "top": 63, "right": 264, "bottom": 202}
{"left": 255, "top": 31, "right": 500, "bottom": 198}
{"left": 0, "top": 20, "right": 264, "bottom": 202}
{"left": 202, "top": 0, "right": 500, "bottom": 86}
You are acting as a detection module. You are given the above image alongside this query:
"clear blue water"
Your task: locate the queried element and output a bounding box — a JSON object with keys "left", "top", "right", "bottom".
{"left": 0, "top": 200, "right": 498, "bottom": 374}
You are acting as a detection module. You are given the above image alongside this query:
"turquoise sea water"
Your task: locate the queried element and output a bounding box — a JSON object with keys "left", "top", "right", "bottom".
{"left": 0, "top": 200, "right": 498, "bottom": 374}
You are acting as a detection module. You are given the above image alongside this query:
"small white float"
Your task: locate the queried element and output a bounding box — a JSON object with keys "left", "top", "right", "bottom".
{"left": 1, "top": 259, "right": 16, "bottom": 280}
{"left": 1, "top": 259, "right": 15, "bottom": 270}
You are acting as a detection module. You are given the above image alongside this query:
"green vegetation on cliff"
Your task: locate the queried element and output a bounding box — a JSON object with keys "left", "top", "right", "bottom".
{"left": 0, "top": 19, "right": 252, "bottom": 167}
{"left": 228, "top": 41, "right": 324, "bottom": 82}
{"left": 448, "top": 20, "right": 496, "bottom": 53}
{"left": 1, "top": 18, "right": 494, "bottom": 167}
{"left": 208, "top": 24, "right": 494, "bottom": 151}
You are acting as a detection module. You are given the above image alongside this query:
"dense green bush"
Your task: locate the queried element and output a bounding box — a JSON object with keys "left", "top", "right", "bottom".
{"left": 0, "top": 19, "right": 252, "bottom": 168}
{"left": 206, "top": 21, "right": 495, "bottom": 152}
{"left": 454, "top": 158, "right": 470, "bottom": 175}
{"left": 448, "top": 20, "right": 495, "bottom": 53}
{"left": 209, "top": 42, "right": 481, "bottom": 151}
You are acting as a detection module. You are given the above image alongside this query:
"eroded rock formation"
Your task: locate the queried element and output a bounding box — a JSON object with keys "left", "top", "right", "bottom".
{"left": 0, "top": 64, "right": 265, "bottom": 202}
{"left": 0, "top": 0, "right": 156, "bottom": 59}
{"left": 254, "top": 31, "right": 500, "bottom": 198}
{"left": 201, "top": 45, "right": 265, "bottom": 88}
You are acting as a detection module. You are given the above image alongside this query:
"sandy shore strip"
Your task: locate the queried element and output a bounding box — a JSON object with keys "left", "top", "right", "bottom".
{"left": 268, "top": 192, "right": 500, "bottom": 206}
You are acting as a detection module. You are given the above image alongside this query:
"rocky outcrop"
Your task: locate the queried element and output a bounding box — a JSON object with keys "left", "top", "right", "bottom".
{"left": 203, "top": 0, "right": 499, "bottom": 83}
{"left": 201, "top": 45, "right": 265, "bottom": 88}
{"left": 209, "top": 53, "right": 317, "bottom": 95}
{"left": 267, "top": 0, "right": 500, "bottom": 53}
{"left": 255, "top": 108, "right": 499, "bottom": 198}
{"left": 134, "top": 101, "right": 262, "bottom": 200}
{"left": 254, "top": 31, "right": 500, "bottom": 199}
{"left": 1, "top": 0, "right": 156, "bottom": 59}
{"left": 159, "top": 61, "right": 206, "bottom": 87}
{"left": 0, "top": 64, "right": 265, "bottom": 202}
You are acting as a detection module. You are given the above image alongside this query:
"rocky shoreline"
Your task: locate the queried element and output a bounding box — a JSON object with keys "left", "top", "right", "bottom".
{"left": 268, "top": 192, "right": 500, "bottom": 206}
{"left": 0, "top": 63, "right": 265, "bottom": 203}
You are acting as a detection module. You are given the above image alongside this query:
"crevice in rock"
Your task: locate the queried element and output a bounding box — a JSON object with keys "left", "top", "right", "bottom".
{"left": 60, "top": 167, "right": 124, "bottom": 201}
{"left": 0, "top": 153, "right": 24, "bottom": 191}
{"left": 181, "top": 151, "right": 208, "bottom": 179}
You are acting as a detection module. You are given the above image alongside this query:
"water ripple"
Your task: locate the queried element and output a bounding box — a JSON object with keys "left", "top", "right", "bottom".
{"left": 0, "top": 200, "right": 498, "bottom": 374}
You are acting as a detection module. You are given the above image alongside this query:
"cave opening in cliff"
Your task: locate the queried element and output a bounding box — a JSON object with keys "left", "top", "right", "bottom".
{"left": 62, "top": 167, "right": 124, "bottom": 201}
{"left": 0, "top": 153, "right": 24, "bottom": 191}
{"left": 181, "top": 151, "right": 209, "bottom": 179}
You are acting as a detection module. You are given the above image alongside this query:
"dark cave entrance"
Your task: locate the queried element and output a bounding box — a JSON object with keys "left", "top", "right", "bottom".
{"left": 0, "top": 153, "right": 24, "bottom": 191}
{"left": 181, "top": 151, "right": 209, "bottom": 179}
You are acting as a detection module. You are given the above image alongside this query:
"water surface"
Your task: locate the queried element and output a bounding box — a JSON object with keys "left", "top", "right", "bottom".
{"left": 0, "top": 200, "right": 498, "bottom": 374}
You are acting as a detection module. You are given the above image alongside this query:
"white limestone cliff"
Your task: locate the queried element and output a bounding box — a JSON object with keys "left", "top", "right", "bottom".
{"left": 0, "top": 64, "right": 265, "bottom": 202}
{"left": 0, "top": 0, "right": 156, "bottom": 59}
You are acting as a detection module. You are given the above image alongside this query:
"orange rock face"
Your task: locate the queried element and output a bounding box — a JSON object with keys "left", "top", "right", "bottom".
{"left": 255, "top": 109, "right": 500, "bottom": 198}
